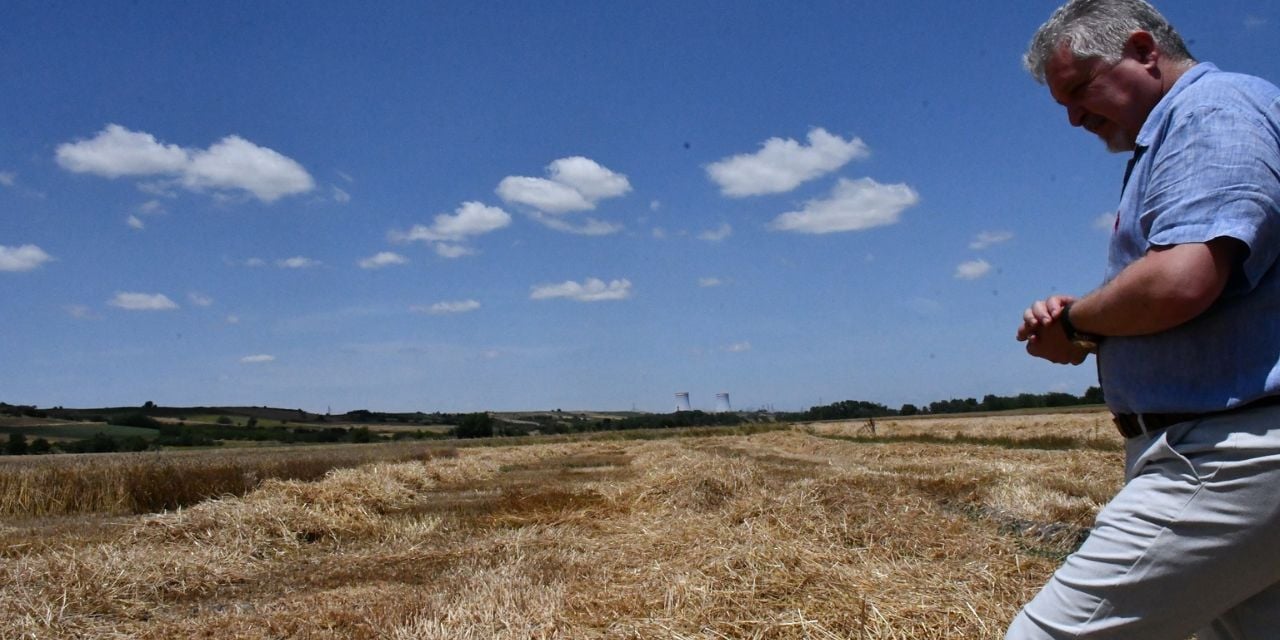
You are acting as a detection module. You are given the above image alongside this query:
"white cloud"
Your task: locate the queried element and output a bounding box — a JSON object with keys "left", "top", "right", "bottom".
{"left": 413, "top": 299, "right": 481, "bottom": 315}
{"left": 530, "top": 213, "right": 623, "bottom": 236}
{"left": 358, "top": 252, "right": 408, "bottom": 269}
{"left": 955, "top": 259, "right": 993, "bottom": 280}
{"left": 108, "top": 292, "right": 178, "bottom": 311}
{"left": 1245, "top": 15, "right": 1268, "bottom": 29}
{"left": 698, "top": 277, "right": 723, "bottom": 288}
{"left": 1094, "top": 211, "right": 1117, "bottom": 231}
{"left": 332, "top": 186, "right": 351, "bottom": 203}
{"left": 650, "top": 200, "right": 661, "bottom": 211}
{"left": 497, "top": 156, "right": 631, "bottom": 214}
{"left": 0, "top": 244, "right": 54, "bottom": 272}
{"left": 277, "top": 256, "right": 321, "bottom": 269}
{"left": 769, "top": 177, "right": 919, "bottom": 234}
{"left": 188, "top": 292, "right": 214, "bottom": 307}
{"left": 240, "top": 354, "right": 275, "bottom": 364}
{"left": 56, "top": 124, "right": 188, "bottom": 178}
{"left": 531, "top": 278, "right": 633, "bottom": 302}
{"left": 55, "top": 124, "right": 314, "bottom": 203}
{"left": 706, "top": 128, "right": 869, "bottom": 197}
{"left": 182, "top": 135, "right": 315, "bottom": 202}
{"left": 0, "top": 172, "right": 15, "bottom": 187}
{"left": 126, "top": 215, "right": 145, "bottom": 230}
{"left": 433, "top": 243, "right": 475, "bottom": 259}
{"left": 724, "top": 341, "right": 752, "bottom": 353}
{"left": 226, "top": 315, "right": 241, "bottom": 324}
{"left": 544, "top": 156, "right": 632, "bottom": 202}
{"left": 969, "top": 230, "right": 1013, "bottom": 250}
{"left": 697, "top": 222, "right": 732, "bottom": 242}
{"left": 137, "top": 199, "right": 166, "bottom": 214}
{"left": 651, "top": 227, "right": 668, "bottom": 239}
{"left": 243, "top": 257, "right": 267, "bottom": 268}
{"left": 394, "top": 201, "right": 512, "bottom": 243}
{"left": 496, "top": 177, "right": 591, "bottom": 213}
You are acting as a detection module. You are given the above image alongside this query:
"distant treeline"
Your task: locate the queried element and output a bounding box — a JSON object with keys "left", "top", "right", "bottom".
{"left": 786, "top": 387, "right": 1104, "bottom": 422}
{"left": 451, "top": 410, "right": 745, "bottom": 439}
{"left": 1, "top": 388, "right": 1104, "bottom": 454}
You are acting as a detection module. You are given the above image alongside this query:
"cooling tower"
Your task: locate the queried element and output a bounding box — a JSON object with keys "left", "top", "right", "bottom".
{"left": 675, "top": 392, "right": 692, "bottom": 412}
{"left": 714, "top": 392, "right": 731, "bottom": 413}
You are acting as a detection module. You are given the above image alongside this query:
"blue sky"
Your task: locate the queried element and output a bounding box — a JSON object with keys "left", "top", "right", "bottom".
{"left": 3, "top": 1, "right": 1278, "bottom": 413}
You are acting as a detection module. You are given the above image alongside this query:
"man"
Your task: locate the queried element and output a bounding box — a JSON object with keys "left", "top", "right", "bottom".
{"left": 1010, "top": 1, "right": 1280, "bottom": 638}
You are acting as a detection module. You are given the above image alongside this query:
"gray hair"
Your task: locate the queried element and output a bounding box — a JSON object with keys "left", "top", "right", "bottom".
{"left": 1024, "top": 0, "right": 1195, "bottom": 83}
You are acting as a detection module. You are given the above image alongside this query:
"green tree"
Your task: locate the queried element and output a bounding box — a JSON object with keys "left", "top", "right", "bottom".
{"left": 5, "top": 432, "right": 29, "bottom": 455}
{"left": 29, "top": 437, "right": 52, "bottom": 454}
{"left": 454, "top": 413, "right": 494, "bottom": 439}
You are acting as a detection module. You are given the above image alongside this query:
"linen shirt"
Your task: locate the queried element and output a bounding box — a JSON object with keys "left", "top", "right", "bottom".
{"left": 1099, "top": 63, "right": 1280, "bottom": 414}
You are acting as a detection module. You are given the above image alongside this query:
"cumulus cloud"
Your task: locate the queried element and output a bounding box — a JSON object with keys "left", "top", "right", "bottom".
{"left": 393, "top": 201, "right": 512, "bottom": 243}
{"left": 56, "top": 125, "right": 188, "bottom": 177}
{"left": 697, "top": 222, "right": 733, "bottom": 242}
{"left": 188, "top": 292, "right": 214, "bottom": 307}
{"left": 698, "top": 277, "right": 723, "bottom": 288}
{"left": 969, "top": 230, "right": 1014, "bottom": 250}
{"left": 108, "top": 292, "right": 178, "bottom": 310}
{"left": 277, "top": 256, "right": 321, "bottom": 269}
{"left": 126, "top": 215, "right": 145, "bottom": 230}
{"left": 955, "top": 259, "right": 993, "bottom": 280}
{"left": 0, "top": 244, "right": 54, "bottom": 272}
{"left": 530, "top": 278, "right": 633, "bottom": 302}
{"left": 413, "top": 299, "right": 481, "bottom": 315}
{"left": 769, "top": 177, "right": 919, "bottom": 234}
{"left": 55, "top": 124, "right": 314, "bottom": 203}
{"left": 0, "top": 172, "right": 16, "bottom": 187}
{"left": 358, "top": 252, "right": 408, "bottom": 269}
{"left": 706, "top": 128, "right": 869, "bottom": 197}
{"left": 332, "top": 186, "right": 351, "bottom": 203}
{"left": 240, "top": 354, "right": 275, "bottom": 363}
{"left": 497, "top": 156, "right": 631, "bottom": 214}
{"left": 545, "top": 156, "right": 632, "bottom": 202}
{"left": 724, "top": 341, "right": 752, "bottom": 353}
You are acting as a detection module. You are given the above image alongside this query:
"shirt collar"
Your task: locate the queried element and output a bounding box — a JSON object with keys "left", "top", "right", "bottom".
{"left": 1135, "top": 62, "right": 1217, "bottom": 148}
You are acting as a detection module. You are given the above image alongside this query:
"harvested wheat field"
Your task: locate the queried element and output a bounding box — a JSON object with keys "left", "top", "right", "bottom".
{"left": 1, "top": 411, "right": 1124, "bottom": 639}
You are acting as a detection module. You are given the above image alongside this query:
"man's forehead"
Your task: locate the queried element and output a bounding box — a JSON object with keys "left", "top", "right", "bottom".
{"left": 1045, "top": 45, "right": 1095, "bottom": 102}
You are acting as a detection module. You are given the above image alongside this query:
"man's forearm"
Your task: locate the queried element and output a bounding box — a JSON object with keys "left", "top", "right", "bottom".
{"left": 1068, "top": 239, "right": 1240, "bottom": 337}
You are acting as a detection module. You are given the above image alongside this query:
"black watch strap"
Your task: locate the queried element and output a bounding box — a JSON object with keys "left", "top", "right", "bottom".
{"left": 1061, "top": 302, "right": 1101, "bottom": 348}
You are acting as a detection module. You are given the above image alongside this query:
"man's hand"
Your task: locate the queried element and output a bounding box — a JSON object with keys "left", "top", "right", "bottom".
{"left": 1017, "top": 295, "right": 1089, "bottom": 365}
{"left": 1016, "top": 294, "right": 1075, "bottom": 342}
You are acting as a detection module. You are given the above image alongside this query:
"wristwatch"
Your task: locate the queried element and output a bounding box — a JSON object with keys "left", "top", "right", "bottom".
{"left": 1060, "top": 302, "right": 1102, "bottom": 353}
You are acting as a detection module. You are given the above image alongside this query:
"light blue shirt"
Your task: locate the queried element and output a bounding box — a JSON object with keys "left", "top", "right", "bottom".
{"left": 1100, "top": 63, "right": 1280, "bottom": 414}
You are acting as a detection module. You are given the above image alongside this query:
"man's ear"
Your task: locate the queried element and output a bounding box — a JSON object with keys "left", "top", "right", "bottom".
{"left": 1126, "top": 30, "right": 1160, "bottom": 68}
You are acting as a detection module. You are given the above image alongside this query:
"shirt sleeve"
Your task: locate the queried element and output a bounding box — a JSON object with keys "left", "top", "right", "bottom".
{"left": 1141, "top": 104, "right": 1280, "bottom": 292}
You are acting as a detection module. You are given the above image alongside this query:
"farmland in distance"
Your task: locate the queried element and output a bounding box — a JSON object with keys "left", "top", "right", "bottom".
{"left": 0, "top": 410, "right": 1122, "bottom": 639}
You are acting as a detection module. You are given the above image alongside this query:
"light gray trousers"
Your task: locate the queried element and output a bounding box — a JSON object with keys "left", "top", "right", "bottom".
{"left": 1006, "top": 404, "right": 1280, "bottom": 639}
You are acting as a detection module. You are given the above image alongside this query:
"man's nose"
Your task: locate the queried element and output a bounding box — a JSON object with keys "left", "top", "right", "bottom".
{"left": 1067, "top": 104, "right": 1087, "bottom": 127}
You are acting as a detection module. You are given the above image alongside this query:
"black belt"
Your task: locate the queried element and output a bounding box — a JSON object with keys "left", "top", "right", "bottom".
{"left": 1113, "top": 395, "right": 1280, "bottom": 439}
